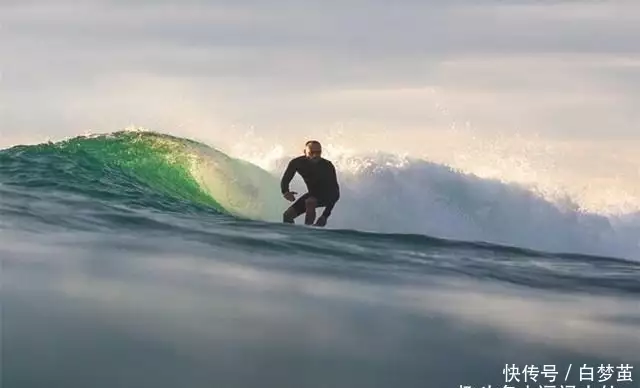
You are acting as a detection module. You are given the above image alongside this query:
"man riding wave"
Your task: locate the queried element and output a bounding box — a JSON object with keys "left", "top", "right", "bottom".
{"left": 280, "top": 140, "right": 340, "bottom": 227}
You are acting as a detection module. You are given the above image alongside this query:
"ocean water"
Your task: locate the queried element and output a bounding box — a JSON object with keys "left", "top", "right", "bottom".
{"left": 1, "top": 131, "right": 638, "bottom": 388}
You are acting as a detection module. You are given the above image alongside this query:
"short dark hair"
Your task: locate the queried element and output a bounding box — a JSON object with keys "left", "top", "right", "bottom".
{"left": 305, "top": 140, "right": 321, "bottom": 147}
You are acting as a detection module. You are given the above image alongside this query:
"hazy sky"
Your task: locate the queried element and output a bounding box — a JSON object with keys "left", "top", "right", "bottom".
{"left": 2, "top": 1, "right": 639, "bottom": 213}
{"left": 3, "top": 0, "right": 639, "bottom": 148}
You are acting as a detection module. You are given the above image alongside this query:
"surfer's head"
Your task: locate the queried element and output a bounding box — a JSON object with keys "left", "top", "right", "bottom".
{"left": 304, "top": 140, "right": 322, "bottom": 162}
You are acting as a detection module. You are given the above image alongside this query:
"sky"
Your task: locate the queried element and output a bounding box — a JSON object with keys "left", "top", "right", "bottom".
{"left": 2, "top": 0, "right": 639, "bottom": 211}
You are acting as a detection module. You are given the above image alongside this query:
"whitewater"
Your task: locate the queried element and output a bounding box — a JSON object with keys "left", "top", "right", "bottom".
{"left": 1, "top": 130, "right": 638, "bottom": 388}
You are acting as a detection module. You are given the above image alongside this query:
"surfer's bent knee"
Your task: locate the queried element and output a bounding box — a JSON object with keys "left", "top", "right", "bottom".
{"left": 304, "top": 196, "right": 318, "bottom": 208}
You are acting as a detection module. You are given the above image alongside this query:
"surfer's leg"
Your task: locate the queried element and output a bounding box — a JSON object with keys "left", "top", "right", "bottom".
{"left": 283, "top": 193, "right": 309, "bottom": 223}
{"left": 282, "top": 207, "right": 297, "bottom": 223}
{"left": 304, "top": 196, "right": 318, "bottom": 225}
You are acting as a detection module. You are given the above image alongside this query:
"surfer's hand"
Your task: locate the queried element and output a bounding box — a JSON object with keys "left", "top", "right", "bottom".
{"left": 283, "top": 191, "right": 297, "bottom": 202}
{"left": 314, "top": 215, "right": 327, "bottom": 227}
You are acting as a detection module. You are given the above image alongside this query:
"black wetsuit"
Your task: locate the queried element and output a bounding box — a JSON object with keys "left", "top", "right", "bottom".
{"left": 280, "top": 156, "right": 340, "bottom": 218}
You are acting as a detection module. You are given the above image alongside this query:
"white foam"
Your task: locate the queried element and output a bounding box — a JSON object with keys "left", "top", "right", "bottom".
{"left": 261, "top": 151, "right": 639, "bottom": 259}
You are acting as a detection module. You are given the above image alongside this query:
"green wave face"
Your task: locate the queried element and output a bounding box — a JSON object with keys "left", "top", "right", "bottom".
{"left": 0, "top": 131, "right": 284, "bottom": 221}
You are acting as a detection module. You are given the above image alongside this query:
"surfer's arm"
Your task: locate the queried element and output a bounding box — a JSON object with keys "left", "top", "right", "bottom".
{"left": 280, "top": 159, "right": 298, "bottom": 194}
{"left": 320, "top": 162, "right": 340, "bottom": 218}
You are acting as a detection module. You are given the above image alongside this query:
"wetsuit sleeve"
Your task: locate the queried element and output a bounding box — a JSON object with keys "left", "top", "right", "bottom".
{"left": 321, "top": 162, "right": 340, "bottom": 218}
{"left": 280, "top": 159, "right": 297, "bottom": 194}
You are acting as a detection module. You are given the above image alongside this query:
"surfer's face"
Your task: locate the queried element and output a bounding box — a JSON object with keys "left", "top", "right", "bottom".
{"left": 305, "top": 143, "right": 322, "bottom": 162}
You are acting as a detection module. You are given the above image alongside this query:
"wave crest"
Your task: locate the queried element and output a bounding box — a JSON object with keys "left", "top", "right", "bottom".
{"left": 267, "top": 152, "right": 639, "bottom": 259}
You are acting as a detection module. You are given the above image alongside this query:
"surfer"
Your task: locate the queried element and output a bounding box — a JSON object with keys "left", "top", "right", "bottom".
{"left": 280, "top": 140, "right": 340, "bottom": 227}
